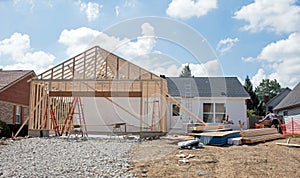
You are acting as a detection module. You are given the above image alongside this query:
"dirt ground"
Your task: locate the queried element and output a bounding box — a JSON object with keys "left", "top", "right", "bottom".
{"left": 130, "top": 136, "right": 300, "bottom": 178}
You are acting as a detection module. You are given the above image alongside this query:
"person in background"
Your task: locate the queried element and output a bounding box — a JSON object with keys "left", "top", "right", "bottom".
{"left": 261, "top": 111, "right": 282, "bottom": 133}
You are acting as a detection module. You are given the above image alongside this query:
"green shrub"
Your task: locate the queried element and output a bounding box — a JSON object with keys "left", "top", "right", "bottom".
{"left": 0, "top": 120, "right": 11, "bottom": 138}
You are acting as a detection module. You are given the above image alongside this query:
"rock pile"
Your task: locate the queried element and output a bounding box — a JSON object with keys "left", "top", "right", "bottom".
{"left": 0, "top": 137, "right": 135, "bottom": 177}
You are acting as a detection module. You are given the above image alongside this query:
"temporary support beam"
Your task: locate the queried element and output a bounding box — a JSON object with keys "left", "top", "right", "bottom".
{"left": 166, "top": 93, "right": 206, "bottom": 125}
{"left": 13, "top": 116, "right": 30, "bottom": 139}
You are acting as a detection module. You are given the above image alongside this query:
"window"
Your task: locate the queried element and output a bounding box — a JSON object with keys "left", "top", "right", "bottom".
{"left": 203, "top": 103, "right": 213, "bottom": 122}
{"left": 283, "top": 111, "right": 288, "bottom": 116}
{"left": 215, "top": 103, "right": 226, "bottom": 123}
{"left": 203, "top": 103, "right": 226, "bottom": 123}
{"left": 172, "top": 104, "right": 180, "bottom": 116}
{"left": 16, "top": 105, "right": 21, "bottom": 124}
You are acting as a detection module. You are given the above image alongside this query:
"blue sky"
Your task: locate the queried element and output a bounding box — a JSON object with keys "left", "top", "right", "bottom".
{"left": 0, "top": 0, "right": 300, "bottom": 89}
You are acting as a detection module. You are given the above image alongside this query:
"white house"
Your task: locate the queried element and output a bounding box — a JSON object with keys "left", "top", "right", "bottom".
{"left": 165, "top": 77, "right": 250, "bottom": 133}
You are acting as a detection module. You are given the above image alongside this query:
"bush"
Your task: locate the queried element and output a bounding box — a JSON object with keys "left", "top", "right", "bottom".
{"left": 0, "top": 120, "right": 11, "bottom": 138}
{"left": 247, "top": 109, "right": 256, "bottom": 117}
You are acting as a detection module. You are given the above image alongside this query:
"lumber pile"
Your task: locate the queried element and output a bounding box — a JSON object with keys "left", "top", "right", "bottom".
{"left": 241, "top": 128, "right": 284, "bottom": 144}
{"left": 189, "top": 125, "right": 225, "bottom": 132}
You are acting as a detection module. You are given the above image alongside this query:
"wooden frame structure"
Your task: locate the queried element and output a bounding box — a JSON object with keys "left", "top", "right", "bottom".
{"left": 29, "top": 46, "right": 168, "bottom": 134}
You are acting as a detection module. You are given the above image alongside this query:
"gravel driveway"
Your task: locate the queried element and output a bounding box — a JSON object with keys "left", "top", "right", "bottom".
{"left": 0, "top": 137, "right": 135, "bottom": 177}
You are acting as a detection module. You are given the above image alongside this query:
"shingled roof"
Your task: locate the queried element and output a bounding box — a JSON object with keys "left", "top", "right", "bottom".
{"left": 0, "top": 70, "right": 34, "bottom": 92}
{"left": 166, "top": 77, "right": 249, "bottom": 98}
{"left": 274, "top": 82, "right": 300, "bottom": 111}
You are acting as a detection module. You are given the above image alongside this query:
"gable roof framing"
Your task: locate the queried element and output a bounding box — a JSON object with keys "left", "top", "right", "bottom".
{"left": 37, "top": 46, "right": 160, "bottom": 81}
{"left": 29, "top": 46, "right": 167, "bottom": 133}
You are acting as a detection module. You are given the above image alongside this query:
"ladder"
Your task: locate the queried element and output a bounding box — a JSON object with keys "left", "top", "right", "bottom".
{"left": 184, "top": 79, "right": 192, "bottom": 120}
{"left": 49, "top": 105, "right": 60, "bottom": 136}
{"left": 61, "top": 97, "right": 88, "bottom": 138}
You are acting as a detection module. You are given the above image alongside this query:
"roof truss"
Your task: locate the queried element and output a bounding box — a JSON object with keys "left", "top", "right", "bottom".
{"left": 37, "top": 46, "right": 160, "bottom": 81}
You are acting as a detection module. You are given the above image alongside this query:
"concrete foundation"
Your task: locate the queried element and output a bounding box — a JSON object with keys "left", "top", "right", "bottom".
{"left": 28, "top": 130, "right": 49, "bottom": 137}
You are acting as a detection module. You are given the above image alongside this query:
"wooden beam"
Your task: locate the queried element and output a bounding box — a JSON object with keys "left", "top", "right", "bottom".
{"left": 49, "top": 91, "right": 142, "bottom": 97}
{"left": 166, "top": 93, "right": 206, "bottom": 125}
{"left": 13, "top": 116, "right": 30, "bottom": 139}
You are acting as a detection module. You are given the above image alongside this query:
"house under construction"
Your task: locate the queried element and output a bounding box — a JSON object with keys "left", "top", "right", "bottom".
{"left": 28, "top": 46, "right": 172, "bottom": 136}
{"left": 28, "top": 46, "right": 249, "bottom": 137}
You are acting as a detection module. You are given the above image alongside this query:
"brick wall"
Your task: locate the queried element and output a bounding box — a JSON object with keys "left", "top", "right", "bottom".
{"left": 0, "top": 101, "right": 29, "bottom": 125}
{"left": 0, "top": 73, "right": 34, "bottom": 106}
{"left": 0, "top": 101, "right": 14, "bottom": 124}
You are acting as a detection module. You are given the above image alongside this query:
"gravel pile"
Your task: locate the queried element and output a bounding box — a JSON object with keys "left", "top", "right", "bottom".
{"left": 0, "top": 137, "right": 136, "bottom": 177}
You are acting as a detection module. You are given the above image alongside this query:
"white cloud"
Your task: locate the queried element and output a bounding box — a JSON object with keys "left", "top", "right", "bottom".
{"left": 166, "top": 0, "right": 217, "bottom": 19}
{"left": 251, "top": 33, "right": 300, "bottom": 88}
{"left": 242, "top": 57, "right": 255, "bottom": 62}
{"left": 117, "top": 23, "right": 156, "bottom": 59}
{"left": 217, "top": 37, "right": 239, "bottom": 55}
{"left": 13, "top": 0, "right": 35, "bottom": 12}
{"left": 234, "top": 0, "right": 300, "bottom": 33}
{"left": 130, "top": 54, "right": 181, "bottom": 77}
{"left": 115, "top": 6, "right": 119, "bottom": 16}
{"left": 79, "top": 1, "right": 101, "bottom": 22}
{"left": 189, "top": 60, "right": 222, "bottom": 77}
{"left": 251, "top": 68, "right": 266, "bottom": 88}
{"left": 0, "top": 32, "right": 55, "bottom": 74}
{"left": 58, "top": 27, "right": 102, "bottom": 57}
{"left": 58, "top": 23, "right": 156, "bottom": 59}
{"left": 258, "top": 33, "right": 300, "bottom": 62}
{"left": 125, "top": 0, "right": 136, "bottom": 7}
{"left": 58, "top": 24, "right": 221, "bottom": 78}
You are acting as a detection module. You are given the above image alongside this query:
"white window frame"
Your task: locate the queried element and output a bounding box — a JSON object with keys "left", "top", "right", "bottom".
{"left": 203, "top": 103, "right": 226, "bottom": 124}
{"left": 15, "top": 105, "right": 21, "bottom": 124}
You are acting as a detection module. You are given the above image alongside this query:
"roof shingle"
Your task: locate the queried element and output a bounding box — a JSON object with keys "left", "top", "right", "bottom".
{"left": 0, "top": 70, "right": 33, "bottom": 91}
{"left": 166, "top": 77, "right": 249, "bottom": 98}
{"left": 274, "top": 82, "right": 300, "bottom": 111}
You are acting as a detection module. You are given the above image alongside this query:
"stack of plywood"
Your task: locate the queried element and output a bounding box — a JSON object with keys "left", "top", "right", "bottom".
{"left": 241, "top": 128, "right": 285, "bottom": 144}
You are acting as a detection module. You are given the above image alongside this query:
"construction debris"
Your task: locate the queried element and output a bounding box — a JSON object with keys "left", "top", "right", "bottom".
{"left": 227, "top": 137, "right": 243, "bottom": 145}
{"left": 276, "top": 138, "right": 300, "bottom": 148}
{"left": 178, "top": 158, "right": 190, "bottom": 164}
{"left": 177, "top": 139, "right": 204, "bottom": 149}
{"left": 176, "top": 153, "right": 195, "bottom": 165}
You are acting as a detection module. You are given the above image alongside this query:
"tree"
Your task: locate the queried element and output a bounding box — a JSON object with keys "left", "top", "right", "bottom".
{"left": 255, "top": 79, "right": 282, "bottom": 102}
{"left": 179, "top": 64, "right": 192, "bottom": 78}
{"left": 244, "top": 76, "right": 259, "bottom": 111}
{"left": 254, "top": 79, "right": 283, "bottom": 115}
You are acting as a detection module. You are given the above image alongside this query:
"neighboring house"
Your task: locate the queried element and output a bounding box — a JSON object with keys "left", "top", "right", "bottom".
{"left": 265, "top": 87, "right": 291, "bottom": 112}
{"left": 166, "top": 77, "right": 250, "bottom": 133}
{"left": 274, "top": 82, "right": 300, "bottom": 117}
{"left": 0, "top": 70, "right": 36, "bottom": 136}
